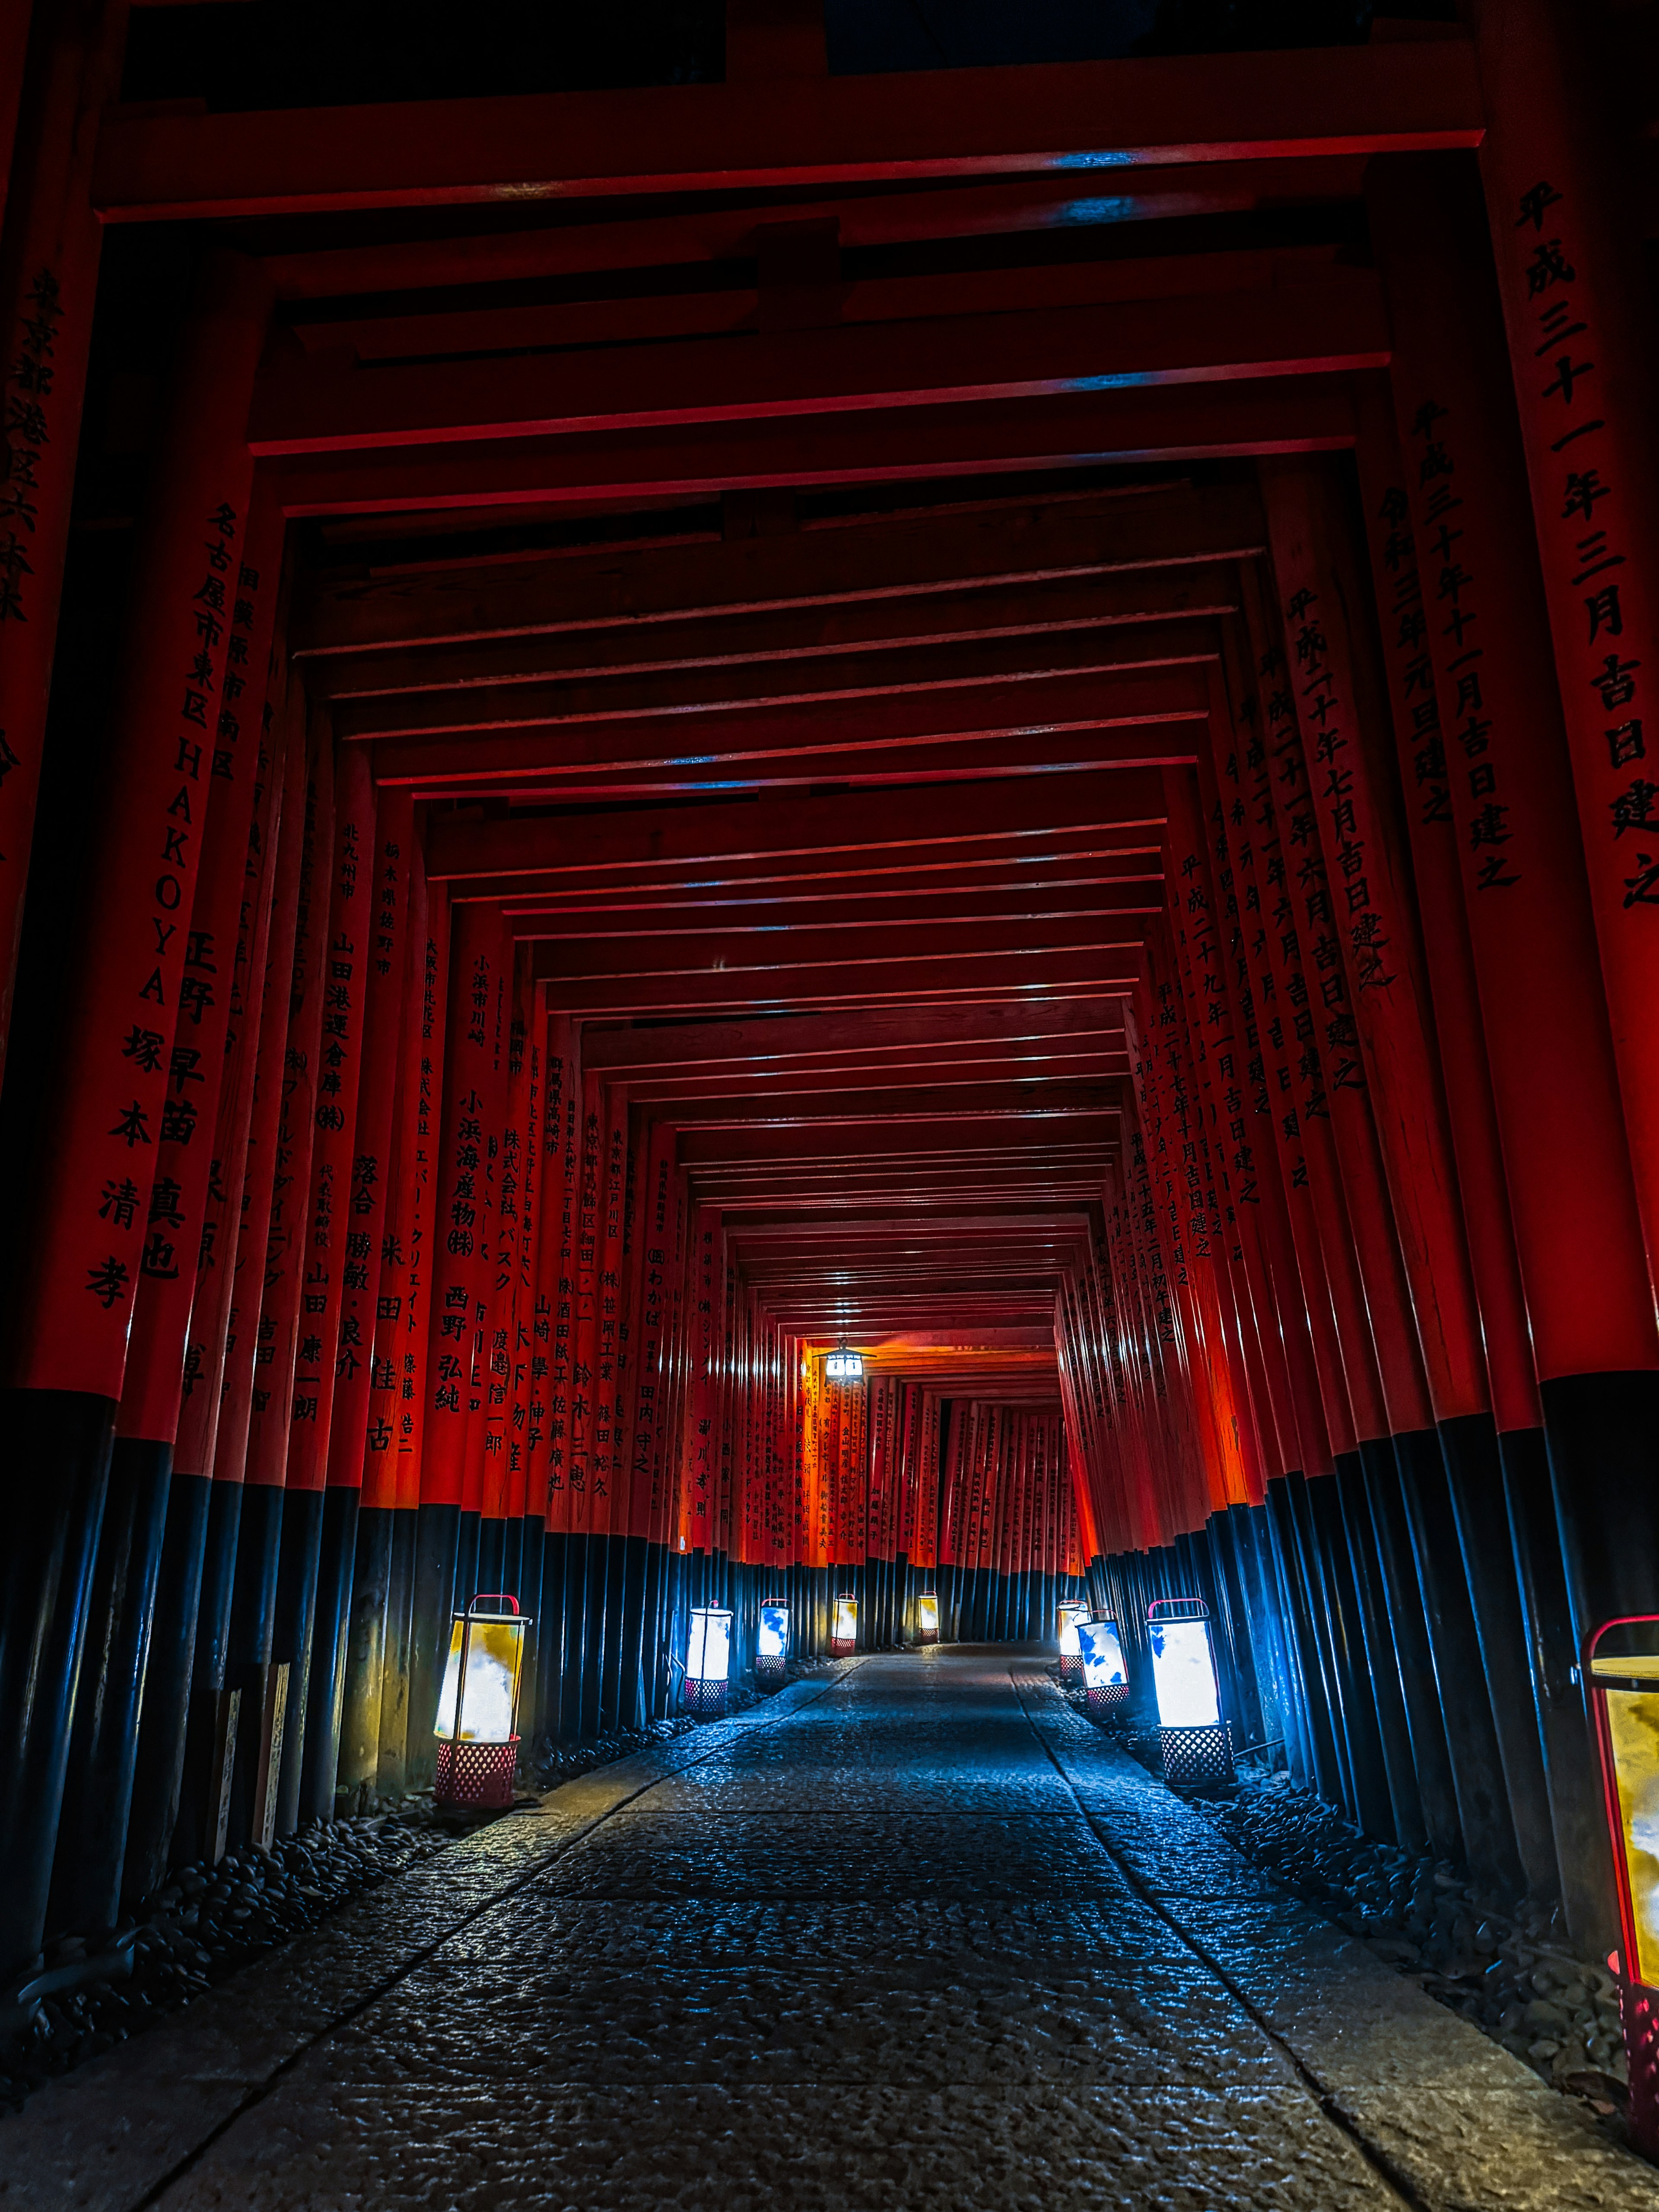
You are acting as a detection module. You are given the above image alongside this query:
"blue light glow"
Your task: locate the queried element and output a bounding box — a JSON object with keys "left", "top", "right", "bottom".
{"left": 1149, "top": 1618, "right": 1220, "bottom": 1728}
{"left": 1078, "top": 1618, "right": 1127, "bottom": 1689}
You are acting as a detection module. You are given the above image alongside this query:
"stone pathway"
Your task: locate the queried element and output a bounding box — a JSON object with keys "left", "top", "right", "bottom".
{"left": 4, "top": 1649, "right": 1657, "bottom": 2211}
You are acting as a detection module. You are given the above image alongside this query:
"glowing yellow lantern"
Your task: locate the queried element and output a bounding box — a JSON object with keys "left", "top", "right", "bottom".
{"left": 433, "top": 1593, "right": 530, "bottom": 1809}
{"left": 914, "top": 1589, "right": 939, "bottom": 1646}
{"left": 755, "top": 1600, "right": 790, "bottom": 1686}
{"left": 830, "top": 1592, "right": 858, "bottom": 1657}
{"left": 1588, "top": 1614, "right": 1659, "bottom": 2156}
{"left": 1056, "top": 1599, "right": 1092, "bottom": 1683}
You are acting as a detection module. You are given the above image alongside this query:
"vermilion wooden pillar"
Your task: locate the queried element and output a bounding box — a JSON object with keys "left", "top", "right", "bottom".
{"left": 1369, "top": 153, "right": 1659, "bottom": 1948}
{"left": 1261, "top": 459, "right": 1557, "bottom": 1905}
{"left": 0, "top": 0, "right": 128, "bottom": 1087}
{"left": 53, "top": 483, "right": 284, "bottom": 1932}
{"left": 0, "top": 253, "right": 268, "bottom": 1978}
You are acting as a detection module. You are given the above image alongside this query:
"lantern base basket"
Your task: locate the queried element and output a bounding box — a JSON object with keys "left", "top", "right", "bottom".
{"left": 754, "top": 1654, "right": 786, "bottom": 1687}
{"left": 1086, "top": 1682, "right": 1130, "bottom": 1720}
{"left": 435, "top": 1737, "right": 519, "bottom": 1811}
{"left": 913, "top": 1628, "right": 939, "bottom": 1646}
{"left": 1160, "top": 1722, "right": 1233, "bottom": 1791}
{"left": 829, "top": 1636, "right": 855, "bottom": 1659}
{"left": 1621, "top": 1979, "right": 1659, "bottom": 2158}
{"left": 683, "top": 1675, "right": 729, "bottom": 1717}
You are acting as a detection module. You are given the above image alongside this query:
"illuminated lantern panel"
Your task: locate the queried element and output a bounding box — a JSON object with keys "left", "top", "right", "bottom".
{"left": 1147, "top": 1601, "right": 1232, "bottom": 1790}
{"left": 684, "top": 1606, "right": 734, "bottom": 1715}
{"left": 830, "top": 1593, "right": 859, "bottom": 1657}
{"left": 434, "top": 1596, "right": 530, "bottom": 1810}
{"left": 756, "top": 1601, "right": 790, "bottom": 1685}
{"left": 914, "top": 1590, "right": 940, "bottom": 1646}
{"left": 1588, "top": 1617, "right": 1659, "bottom": 2158}
{"left": 1077, "top": 1618, "right": 1129, "bottom": 1720}
{"left": 1056, "top": 1599, "right": 1092, "bottom": 1683}
{"left": 825, "top": 1343, "right": 864, "bottom": 1382}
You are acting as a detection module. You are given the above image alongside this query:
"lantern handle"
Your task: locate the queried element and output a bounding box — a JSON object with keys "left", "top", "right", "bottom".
{"left": 467, "top": 1593, "right": 520, "bottom": 1615}
{"left": 1147, "top": 1598, "right": 1209, "bottom": 1622}
{"left": 1585, "top": 1611, "right": 1659, "bottom": 1666}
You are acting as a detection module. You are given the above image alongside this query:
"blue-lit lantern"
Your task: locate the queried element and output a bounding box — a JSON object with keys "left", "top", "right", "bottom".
{"left": 755, "top": 1599, "right": 790, "bottom": 1686}
{"left": 913, "top": 1589, "right": 940, "bottom": 1646}
{"left": 1147, "top": 1599, "right": 1232, "bottom": 1789}
{"left": 1056, "top": 1598, "right": 1092, "bottom": 1684}
{"left": 830, "top": 1592, "right": 858, "bottom": 1657}
{"left": 684, "top": 1606, "right": 734, "bottom": 1716}
{"left": 1077, "top": 1617, "right": 1129, "bottom": 1720}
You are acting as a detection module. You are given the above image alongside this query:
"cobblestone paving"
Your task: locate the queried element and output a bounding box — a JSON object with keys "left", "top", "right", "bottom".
{"left": 5, "top": 1650, "right": 1658, "bottom": 2211}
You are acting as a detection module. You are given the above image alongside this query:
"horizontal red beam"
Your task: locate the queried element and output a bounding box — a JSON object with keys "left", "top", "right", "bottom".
{"left": 261, "top": 156, "right": 1371, "bottom": 302}
{"left": 250, "top": 272, "right": 1387, "bottom": 454}
{"left": 536, "top": 915, "right": 1146, "bottom": 982}
{"left": 578, "top": 997, "right": 1128, "bottom": 1070}
{"left": 540, "top": 952, "right": 1142, "bottom": 1017}
{"left": 427, "top": 768, "right": 1165, "bottom": 879}
{"left": 298, "top": 482, "right": 1262, "bottom": 657}
{"left": 313, "top": 567, "right": 1233, "bottom": 701}
{"left": 518, "top": 877, "right": 1151, "bottom": 941}
{"left": 649, "top": 1079, "right": 1124, "bottom": 1125}
{"left": 277, "top": 377, "right": 1357, "bottom": 518}
{"left": 620, "top": 1051, "right": 1128, "bottom": 1101}
{"left": 94, "top": 43, "right": 1482, "bottom": 221}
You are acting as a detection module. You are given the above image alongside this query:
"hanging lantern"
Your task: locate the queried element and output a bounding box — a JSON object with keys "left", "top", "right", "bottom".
{"left": 830, "top": 1592, "right": 858, "bottom": 1657}
{"left": 1587, "top": 1615, "right": 1659, "bottom": 2155}
{"left": 755, "top": 1600, "right": 790, "bottom": 1686}
{"left": 1147, "top": 1598, "right": 1232, "bottom": 1789}
{"left": 1078, "top": 1617, "right": 1129, "bottom": 1720}
{"left": 433, "top": 1594, "right": 531, "bottom": 1811}
{"left": 825, "top": 1340, "right": 863, "bottom": 1382}
{"left": 1056, "top": 1598, "right": 1093, "bottom": 1684}
{"left": 913, "top": 1589, "right": 939, "bottom": 1646}
{"left": 683, "top": 1605, "right": 734, "bottom": 1716}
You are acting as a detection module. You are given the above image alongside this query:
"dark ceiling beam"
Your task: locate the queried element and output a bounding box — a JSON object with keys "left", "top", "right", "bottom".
{"left": 646, "top": 1079, "right": 1124, "bottom": 1125}
{"left": 537, "top": 914, "right": 1145, "bottom": 982}
{"left": 346, "top": 637, "right": 1213, "bottom": 745}
{"left": 249, "top": 272, "right": 1387, "bottom": 454}
{"left": 309, "top": 568, "right": 1234, "bottom": 700}
{"left": 535, "top": 949, "right": 1142, "bottom": 1017}
{"left": 515, "top": 879, "right": 1154, "bottom": 939}
{"left": 260, "top": 158, "right": 1371, "bottom": 302}
{"left": 578, "top": 997, "right": 1128, "bottom": 1071}
{"left": 489, "top": 851, "right": 1160, "bottom": 913}
{"left": 297, "top": 483, "right": 1261, "bottom": 657}
{"left": 429, "top": 768, "right": 1164, "bottom": 880}
{"left": 277, "top": 377, "right": 1355, "bottom": 518}
{"left": 620, "top": 1052, "right": 1128, "bottom": 1102}
{"left": 93, "top": 41, "right": 1482, "bottom": 221}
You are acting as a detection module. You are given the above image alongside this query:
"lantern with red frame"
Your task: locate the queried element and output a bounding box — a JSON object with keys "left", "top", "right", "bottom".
{"left": 1056, "top": 1598, "right": 1092, "bottom": 1684}
{"left": 1587, "top": 1614, "right": 1659, "bottom": 2154}
{"left": 433, "top": 1594, "right": 531, "bottom": 1810}
{"left": 913, "top": 1589, "right": 939, "bottom": 1645}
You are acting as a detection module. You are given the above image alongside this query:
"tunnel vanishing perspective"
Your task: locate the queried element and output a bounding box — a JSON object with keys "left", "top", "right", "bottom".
{"left": 5, "top": 0, "right": 1659, "bottom": 2202}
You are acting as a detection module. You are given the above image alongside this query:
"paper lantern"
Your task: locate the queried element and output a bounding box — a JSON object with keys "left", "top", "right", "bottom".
{"left": 1056, "top": 1598, "right": 1092, "bottom": 1684}
{"left": 830, "top": 1592, "right": 858, "bottom": 1657}
{"left": 1078, "top": 1617, "right": 1129, "bottom": 1719}
{"left": 433, "top": 1594, "right": 530, "bottom": 1810}
{"left": 755, "top": 1600, "right": 790, "bottom": 1686}
{"left": 1588, "top": 1614, "right": 1659, "bottom": 2155}
{"left": 913, "top": 1589, "right": 939, "bottom": 1646}
{"left": 1147, "top": 1599, "right": 1232, "bottom": 1789}
{"left": 825, "top": 1341, "right": 863, "bottom": 1382}
{"left": 684, "top": 1605, "right": 734, "bottom": 1715}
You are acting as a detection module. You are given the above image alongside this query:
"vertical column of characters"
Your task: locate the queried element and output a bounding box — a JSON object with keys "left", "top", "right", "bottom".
{"left": 0, "top": 0, "right": 129, "bottom": 1079}
{"left": 500, "top": 971, "right": 543, "bottom": 1535}
{"left": 562, "top": 1066, "right": 603, "bottom": 1532}
{"left": 241, "top": 706, "right": 334, "bottom": 1489}
{"left": 587, "top": 1093, "right": 628, "bottom": 1539}
{"left": 322, "top": 787, "right": 412, "bottom": 1495}
{"left": 119, "top": 487, "right": 286, "bottom": 1452}
{"left": 1351, "top": 391, "right": 1541, "bottom": 1438}
{"left": 1369, "top": 160, "right": 1657, "bottom": 1387}
{"left": 535, "top": 1010, "right": 578, "bottom": 1533}
{"left": 7, "top": 257, "right": 271, "bottom": 1399}
{"left": 283, "top": 736, "right": 375, "bottom": 1491}
{"left": 458, "top": 934, "right": 510, "bottom": 1524}
{"left": 200, "top": 706, "right": 307, "bottom": 1485}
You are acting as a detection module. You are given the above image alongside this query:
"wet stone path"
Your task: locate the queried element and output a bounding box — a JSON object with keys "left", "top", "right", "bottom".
{"left": 6, "top": 1650, "right": 1659, "bottom": 2211}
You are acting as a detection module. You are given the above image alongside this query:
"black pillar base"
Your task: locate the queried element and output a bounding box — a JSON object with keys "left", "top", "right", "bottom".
{"left": 124, "top": 1468, "right": 216, "bottom": 1901}
{"left": 299, "top": 1483, "right": 361, "bottom": 1824}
